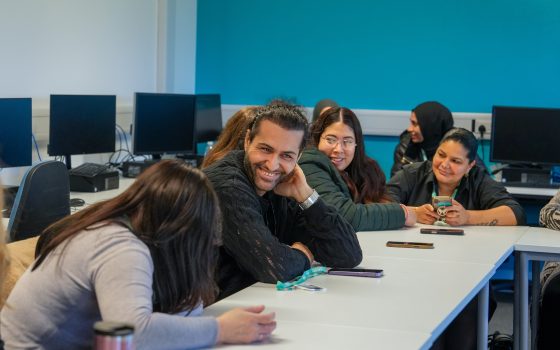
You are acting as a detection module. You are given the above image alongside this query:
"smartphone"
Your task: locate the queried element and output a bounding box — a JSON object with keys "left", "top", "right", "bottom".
{"left": 294, "top": 284, "right": 326, "bottom": 292}
{"left": 386, "top": 241, "right": 434, "bottom": 249}
{"left": 328, "top": 268, "right": 384, "bottom": 278}
{"left": 420, "top": 228, "right": 464, "bottom": 235}
{"left": 432, "top": 195, "right": 452, "bottom": 217}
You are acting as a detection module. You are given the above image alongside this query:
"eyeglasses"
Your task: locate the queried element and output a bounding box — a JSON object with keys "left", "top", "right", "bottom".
{"left": 321, "top": 135, "right": 357, "bottom": 150}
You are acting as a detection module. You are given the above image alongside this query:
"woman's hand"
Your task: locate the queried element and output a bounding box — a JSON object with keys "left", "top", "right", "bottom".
{"left": 414, "top": 204, "right": 439, "bottom": 225}
{"left": 402, "top": 205, "right": 418, "bottom": 226}
{"left": 216, "top": 305, "right": 276, "bottom": 344}
{"left": 444, "top": 199, "right": 470, "bottom": 226}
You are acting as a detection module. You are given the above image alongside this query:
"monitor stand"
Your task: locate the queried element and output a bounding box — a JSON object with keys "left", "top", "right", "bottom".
{"left": 176, "top": 153, "right": 201, "bottom": 168}
{"left": 64, "top": 154, "right": 72, "bottom": 170}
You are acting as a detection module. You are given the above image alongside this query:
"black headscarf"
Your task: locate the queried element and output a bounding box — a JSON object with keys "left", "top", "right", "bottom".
{"left": 412, "top": 101, "right": 454, "bottom": 159}
{"left": 312, "top": 99, "right": 339, "bottom": 122}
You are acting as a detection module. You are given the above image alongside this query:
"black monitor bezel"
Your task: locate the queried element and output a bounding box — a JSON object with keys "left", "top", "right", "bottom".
{"left": 194, "top": 94, "right": 223, "bottom": 144}
{"left": 490, "top": 105, "right": 560, "bottom": 166}
{"left": 0, "top": 98, "right": 32, "bottom": 168}
{"left": 132, "top": 92, "right": 196, "bottom": 156}
{"left": 48, "top": 94, "right": 116, "bottom": 157}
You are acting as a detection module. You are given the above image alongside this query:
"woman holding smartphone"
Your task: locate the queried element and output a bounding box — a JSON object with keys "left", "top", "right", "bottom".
{"left": 389, "top": 128, "right": 524, "bottom": 350}
{"left": 387, "top": 127, "right": 524, "bottom": 226}
{"left": 1, "top": 160, "right": 276, "bottom": 349}
{"left": 299, "top": 107, "right": 416, "bottom": 231}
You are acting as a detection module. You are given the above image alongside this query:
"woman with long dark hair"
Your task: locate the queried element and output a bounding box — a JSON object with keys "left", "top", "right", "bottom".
{"left": 299, "top": 107, "right": 416, "bottom": 231}
{"left": 201, "top": 106, "right": 257, "bottom": 169}
{"left": 1, "top": 160, "right": 275, "bottom": 349}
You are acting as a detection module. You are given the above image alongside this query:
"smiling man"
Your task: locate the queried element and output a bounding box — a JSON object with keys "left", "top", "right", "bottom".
{"left": 204, "top": 102, "right": 362, "bottom": 299}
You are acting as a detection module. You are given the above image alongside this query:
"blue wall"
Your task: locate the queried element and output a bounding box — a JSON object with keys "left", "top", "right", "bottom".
{"left": 196, "top": 0, "right": 559, "bottom": 178}
{"left": 196, "top": 0, "right": 560, "bottom": 112}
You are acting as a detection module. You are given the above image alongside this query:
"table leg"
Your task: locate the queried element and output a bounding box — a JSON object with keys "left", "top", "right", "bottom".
{"left": 530, "top": 261, "right": 541, "bottom": 350}
{"left": 478, "top": 282, "right": 489, "bottom": 350}
{"left": 514, "top": 251, "right": 529, "bottom": 350}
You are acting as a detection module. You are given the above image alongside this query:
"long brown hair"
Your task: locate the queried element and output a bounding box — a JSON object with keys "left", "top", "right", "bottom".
{"left": 201, "top": 106, "right": 257, "bottom": 168}
{"left": 310, "top": 107, "right": 390, "bottom": 203}
{"left": 35, "top": 160, "right": 221, "bottom": 313}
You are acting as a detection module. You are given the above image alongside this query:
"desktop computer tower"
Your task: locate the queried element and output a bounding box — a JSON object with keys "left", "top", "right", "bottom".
{"left": 69, "top": 170, "right": 120, "bottom": 192}
{"left": 501, "top": 167, "right": 550, "bottom": 185}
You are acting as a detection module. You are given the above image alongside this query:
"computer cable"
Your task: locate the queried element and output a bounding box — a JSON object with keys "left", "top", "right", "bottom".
{"left": 32, "top": 133, "right": 42, "bottom": 161}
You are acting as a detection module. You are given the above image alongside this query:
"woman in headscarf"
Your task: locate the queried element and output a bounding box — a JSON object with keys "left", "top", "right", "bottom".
{"left": 391, "top": 101, "right": 454, "bottom": 177}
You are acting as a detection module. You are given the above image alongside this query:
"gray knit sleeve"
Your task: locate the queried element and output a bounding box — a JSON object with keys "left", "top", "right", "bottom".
{"left": 91, "top": 230, "right": 218, "bottom": 350}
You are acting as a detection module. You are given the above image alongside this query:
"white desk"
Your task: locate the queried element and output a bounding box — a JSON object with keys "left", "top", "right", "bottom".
{"left": 514, "top": 227, "right": 560, "bottom": 350}
{"left": 3, "top": 177, "right": 136, "bottom": 228}
{"left": 205, "top": 255, "right": 495, "bottom": 349}
{"left": 358, "top": 225, "right": 531, "bottom": 349}
{"left": 506, "top": 186, "right": 557, "bottom": 198}
{"left": 211, "top": 321, "right": 431, "bottom": 350}
{"left": 358, "top": 225, "right": 529, "bottom": 267}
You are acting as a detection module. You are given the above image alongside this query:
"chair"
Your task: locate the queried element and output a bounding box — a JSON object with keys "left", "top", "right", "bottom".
{"left": 7, "top": 160, "right": 70, "bottom": 242}
{"left": 537, "top": 267, "right": 560, "bottom": 350}
{"left": 1, "top": 236, "right": 39, "bottom": 308}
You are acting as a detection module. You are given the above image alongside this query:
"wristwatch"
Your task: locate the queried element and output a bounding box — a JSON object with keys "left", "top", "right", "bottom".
{"left": 298, "top": 189, "right": 319, "bottom": 210}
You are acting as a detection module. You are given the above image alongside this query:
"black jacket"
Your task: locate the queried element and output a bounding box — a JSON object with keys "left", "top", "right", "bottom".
{"left": 391, "top": 131, "right": 488, "bottom": 178}
{"left": 204, "top": 150, "right": 362, "bottom": 299}
{"left": 387, "top": 161, "right": 526, "bottom": 225}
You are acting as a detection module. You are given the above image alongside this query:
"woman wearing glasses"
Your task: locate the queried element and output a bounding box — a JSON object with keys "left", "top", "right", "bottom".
{"left": 299, "top": 107, "right": 416, "bottom": 231}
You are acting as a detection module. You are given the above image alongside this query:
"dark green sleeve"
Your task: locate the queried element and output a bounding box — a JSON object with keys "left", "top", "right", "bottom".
{"left": 300, "top": 151, "right": 405, "bottom": 231}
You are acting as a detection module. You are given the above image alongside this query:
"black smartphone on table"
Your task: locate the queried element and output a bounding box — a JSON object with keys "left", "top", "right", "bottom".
{"left": 420, "top": 228, "right": 464, "bottom": 235}
{"left": 328, "top": 268, "right": 384, "bottom": 278}
{"left": 386, "top": 241, "right": 434, "bottom": 249}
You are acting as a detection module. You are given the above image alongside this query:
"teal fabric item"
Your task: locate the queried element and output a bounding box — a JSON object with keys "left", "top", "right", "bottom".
{"left": 299, "top": 148, "right": 405, "bottom": 231}
{"left": 276, "top": 266, "right": 328, "bottom": 291}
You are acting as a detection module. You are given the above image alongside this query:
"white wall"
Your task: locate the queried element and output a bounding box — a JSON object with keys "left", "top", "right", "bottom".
{"left": 165, "top": 0, "right": 197, "bottom": 93}
{"left": 0, "top": 0, "right": 158, "bottom": 105}
{"left": 0, "top": 0, "right": 168, "bottom": 185}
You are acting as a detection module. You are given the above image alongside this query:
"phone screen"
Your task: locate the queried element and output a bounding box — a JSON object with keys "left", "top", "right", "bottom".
{"left": 328, "top": 268, "right": 384, "bottom": 278}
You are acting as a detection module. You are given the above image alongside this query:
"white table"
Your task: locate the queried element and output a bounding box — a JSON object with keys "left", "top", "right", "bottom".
{"left": 514, "top": 227, "right": 560, "bottom": 350}
{"left": 205, "top": 255, "right": 495, "bottom": 349}
{"left": 3, "top": 177, "right": 136, "bottom": 228}
{"left": 506, "top": 186, "right": 557, "bottom": 198}
{"left": 358, "top": 225, "right": 529, "bottom": 267}
{"left": 211, "top": 321, "right": 431, "bottom": 350}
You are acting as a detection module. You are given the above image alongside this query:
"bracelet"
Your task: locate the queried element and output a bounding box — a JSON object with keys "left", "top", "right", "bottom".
{"left": 299, "top": 189, "right": 319, "bottom": 210}
{"left": 400, "top": 204, "right": 409, "bottom": 221}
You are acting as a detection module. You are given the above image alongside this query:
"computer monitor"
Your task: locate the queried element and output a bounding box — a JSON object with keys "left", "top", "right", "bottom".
{"left": 491, "top": 106, "right": 560, "bottom": 166}
{"left": 0, "top": 98, "right": 32, "bottom": 168}
{"left": 195, "top": 94, "right": 222, "bottom": 143}
{"left": 132, "top": 92, "right": 196, "bottom": 157}
{"left": 48, "top": 95, "right": 116, "bottom": 168}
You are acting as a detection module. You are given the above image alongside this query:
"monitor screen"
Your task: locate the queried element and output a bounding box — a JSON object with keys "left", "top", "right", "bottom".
{"left": 491, "top": 105, "right": 560, "bottom": 165}
{"left": 0, "top": 98, "right": 32, "bottom": 168}
{"left": 133, "top": 93, "right": 196, "bottom": 155}
{"left": 195, "top": 94, "right": 222, "bottom": 143}
{"left": 48, "top": 95, "right": 116, "bottom": 156}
